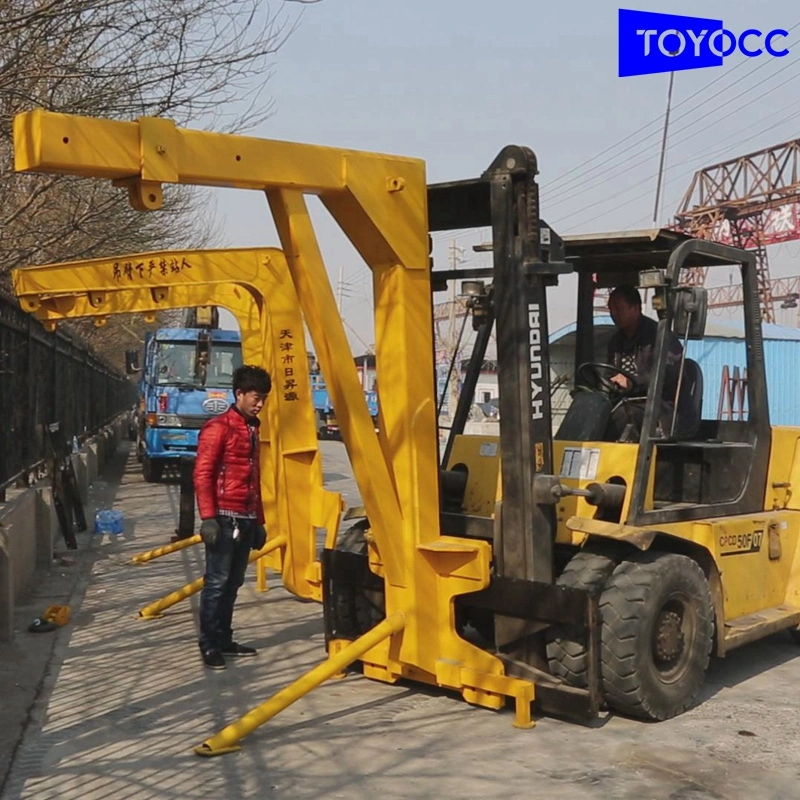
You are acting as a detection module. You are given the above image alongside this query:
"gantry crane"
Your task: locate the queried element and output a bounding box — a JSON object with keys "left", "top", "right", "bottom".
{"left": 675, "top": 138, "right": 800, "bottom": 323}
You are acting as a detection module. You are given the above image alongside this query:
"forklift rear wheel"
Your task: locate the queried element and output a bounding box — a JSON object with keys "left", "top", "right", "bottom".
{"left": 600, "top": 552, "right": 713, "bottom": 721}
{"left": 142, "top": 457, "right": 164, "bottom": 483}
{"left": 546, "top": 550, "right": 617, "bottom": 688}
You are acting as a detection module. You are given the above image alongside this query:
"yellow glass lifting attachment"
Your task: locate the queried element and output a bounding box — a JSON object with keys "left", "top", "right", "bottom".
{"left": 131, "top": 534, "right": 202, "bottom": 564}
{"left": 13, "top": 249, "right": 344, "bottom": 603}
{"left": 138, "top": 536, "right": 287, "bottom": 620}
{"left": 14, "top": 110, "right": 539, "bottom": 756}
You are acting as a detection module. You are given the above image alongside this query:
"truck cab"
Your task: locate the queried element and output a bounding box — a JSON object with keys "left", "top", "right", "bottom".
{"left": 135, "top": 327, "right": 242, "bottom": 481}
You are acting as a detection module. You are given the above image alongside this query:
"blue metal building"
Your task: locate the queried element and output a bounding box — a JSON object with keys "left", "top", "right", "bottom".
{"left": 549, "top": 315, "right": 800, "bottom": 427}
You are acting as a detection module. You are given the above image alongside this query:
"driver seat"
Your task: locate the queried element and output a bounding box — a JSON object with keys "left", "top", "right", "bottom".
{"left": 679, "top": 358, "right": 703, "bottom": 438}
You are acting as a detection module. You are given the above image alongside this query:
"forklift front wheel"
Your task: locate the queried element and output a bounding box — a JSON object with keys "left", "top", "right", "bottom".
{"left": 599, "top": 552, "right": 713, "bottom": 721}
{"left": 546, "top": 549, "right": 617, "bottom": 688}
{"left": 332, "top": 519, "right": 385, "bottom": 637}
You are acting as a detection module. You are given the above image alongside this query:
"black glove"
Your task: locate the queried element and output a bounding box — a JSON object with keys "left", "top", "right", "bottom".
{"left": 253, "top": 523, "right": 267, "bottom": 550}
{"left": 199, "top": 518, "right": 220, "bottom": 548}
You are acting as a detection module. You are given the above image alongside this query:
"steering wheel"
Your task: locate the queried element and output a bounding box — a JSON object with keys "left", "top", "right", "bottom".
{"left": 576, "top": 362, "right": 638, "bottom": 394}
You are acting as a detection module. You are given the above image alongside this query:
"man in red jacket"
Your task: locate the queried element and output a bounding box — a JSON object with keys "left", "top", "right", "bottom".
{"left": 194, "top": 364, "right": 271, "bottom": 670}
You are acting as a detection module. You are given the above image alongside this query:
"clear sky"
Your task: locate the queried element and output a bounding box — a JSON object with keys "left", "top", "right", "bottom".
{"left": 212, "top": 0, "right": 800, "bottom": 344}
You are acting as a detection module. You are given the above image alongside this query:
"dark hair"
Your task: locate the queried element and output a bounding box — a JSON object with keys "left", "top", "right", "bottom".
{"left": 608, "top": 284, "right": 642, "bottom": 307}
{"left": 233, "top": 365, "right": 271, "bottom": 395}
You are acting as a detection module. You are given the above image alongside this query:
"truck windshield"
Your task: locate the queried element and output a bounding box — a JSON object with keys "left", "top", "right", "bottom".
{"left": 206, "top": 344, "right": 243, "bottom": 388}
{"left": 155, "top": 341, "right": 242, "bottom": 387}
{"left": 155, "top": 342, "right": 197, "bottom": 385}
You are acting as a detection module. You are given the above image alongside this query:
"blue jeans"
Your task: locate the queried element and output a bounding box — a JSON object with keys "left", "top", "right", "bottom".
{"left": 198, "top": 516, "right": 255, "bottom": 652}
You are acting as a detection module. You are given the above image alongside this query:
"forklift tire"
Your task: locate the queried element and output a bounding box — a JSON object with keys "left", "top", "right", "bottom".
{"left": 333, "top": 520, "right": 385, "bottom": 636}
{"left": 546, "top": 550, "right": 617, "bottom": 688}
{"left": 142, "top": 457, "right": 163, "bottom": 483}
{"left": 599, "top": 552, "right": 713, "bottom": 721}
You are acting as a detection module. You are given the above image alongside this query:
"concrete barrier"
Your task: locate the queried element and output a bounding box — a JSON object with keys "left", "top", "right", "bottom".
{"left": 0, "top": 417, "right": 124, "bottom": 641}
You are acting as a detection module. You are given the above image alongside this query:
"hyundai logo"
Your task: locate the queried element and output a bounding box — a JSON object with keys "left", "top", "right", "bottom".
{"left": 202, "top": 398, "right": 228, "bottom": 415}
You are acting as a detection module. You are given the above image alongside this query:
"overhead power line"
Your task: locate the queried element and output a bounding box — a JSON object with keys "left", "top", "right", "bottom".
{"left": 543, "top": 20, "right": 800, "bottom": 201}
{"left": 546, "top": 51, "right": 800, "bottom": 211}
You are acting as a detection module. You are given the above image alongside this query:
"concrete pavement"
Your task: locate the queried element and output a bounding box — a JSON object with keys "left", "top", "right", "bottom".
{"left": 4, "top": 440, "right": 800, "bottom": 799}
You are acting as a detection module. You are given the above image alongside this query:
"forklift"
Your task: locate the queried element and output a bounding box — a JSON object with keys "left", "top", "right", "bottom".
{"left": 324, "top": 145, "right": 800, "bottom": 723}
{"left": 16, "top": 110, "right": 800, "bottom": 746}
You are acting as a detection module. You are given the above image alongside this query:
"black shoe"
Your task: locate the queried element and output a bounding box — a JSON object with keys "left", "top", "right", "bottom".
{"left": 221, "top": 641, "right": 257, "bottom": 657}
{"left": 202, "top": 649, "right": 226, "bottom": 670}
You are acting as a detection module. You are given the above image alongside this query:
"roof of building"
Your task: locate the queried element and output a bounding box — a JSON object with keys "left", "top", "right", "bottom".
{"left": 550, "top": 315, "right": 800, "bottom": 343}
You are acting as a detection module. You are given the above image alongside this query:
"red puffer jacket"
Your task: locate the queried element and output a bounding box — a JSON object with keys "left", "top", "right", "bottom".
{"left": 194, "top": 405, "right": 264, "bottom": 523}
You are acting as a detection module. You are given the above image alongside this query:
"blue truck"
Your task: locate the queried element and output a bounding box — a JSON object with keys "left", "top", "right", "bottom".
{"left": 309, "top": 363, "right": 379, "bottom": 438}
{"left": 128, "top": 324, "right": 242, "bottom": 482}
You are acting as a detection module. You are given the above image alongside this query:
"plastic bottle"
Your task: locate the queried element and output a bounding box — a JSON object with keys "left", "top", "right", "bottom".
{"left": 94, "top": 510, "right": 124, "bottom": 535}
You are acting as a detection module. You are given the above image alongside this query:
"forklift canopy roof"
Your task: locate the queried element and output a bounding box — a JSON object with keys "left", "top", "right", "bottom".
{"left": 562, "top": 228, "right": 740, "bottom": 283}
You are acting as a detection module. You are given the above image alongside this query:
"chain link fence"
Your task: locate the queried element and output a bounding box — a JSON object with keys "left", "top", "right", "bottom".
{"left": 0, "top": 292, "right": 134, "bottom": 490}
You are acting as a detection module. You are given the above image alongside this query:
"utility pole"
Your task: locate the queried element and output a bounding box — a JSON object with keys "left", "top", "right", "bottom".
{"left": 446, "top": 240, "right": 464, "bottom": 419}
{"left": 653, "top": 63, "right": 676, "bottom": 226}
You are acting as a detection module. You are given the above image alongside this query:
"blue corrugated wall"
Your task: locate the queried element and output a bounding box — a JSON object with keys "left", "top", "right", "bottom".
{"left": 686, "top": 337, "right": 800, "bottom": 426}
{"left": 550, "top": 316, "right": 800, "bottom": 427}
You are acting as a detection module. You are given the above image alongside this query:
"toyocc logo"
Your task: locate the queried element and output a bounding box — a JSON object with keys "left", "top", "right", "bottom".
{"left": 619, "top": 9, "right": 789, "bottom": 77}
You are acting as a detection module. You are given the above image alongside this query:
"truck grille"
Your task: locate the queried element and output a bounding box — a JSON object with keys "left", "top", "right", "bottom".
{"left": 176, "top": 414, "right": 212, "bottom": 429}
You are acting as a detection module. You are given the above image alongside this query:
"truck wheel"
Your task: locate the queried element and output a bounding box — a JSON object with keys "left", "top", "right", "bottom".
{"left": 600, "top": 552, "right": 713, "bottom": 721}
{"left": 142, "top": 457, "right": 163, "bottom": 483}
{"left": 546, "top": 550, "right": 617, "bottom": 688}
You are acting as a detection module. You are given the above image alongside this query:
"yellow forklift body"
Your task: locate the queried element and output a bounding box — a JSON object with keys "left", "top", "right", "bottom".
{"left": 448, "top": 431, "right": 800, "bottom": 648}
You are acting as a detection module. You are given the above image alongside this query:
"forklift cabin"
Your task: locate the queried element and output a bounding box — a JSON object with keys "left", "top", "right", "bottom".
{"left": 555, "top": 229, "right": 769, "bottom": 528}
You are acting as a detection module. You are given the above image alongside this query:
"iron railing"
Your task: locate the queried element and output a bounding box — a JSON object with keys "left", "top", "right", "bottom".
{"left": 0, "top": 291, "right": 133, "bottom": 489}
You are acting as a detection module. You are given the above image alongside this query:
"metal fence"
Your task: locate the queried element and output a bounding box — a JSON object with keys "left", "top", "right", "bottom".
{"left": 0, "top": 291, "right": 133, "bottom": 489}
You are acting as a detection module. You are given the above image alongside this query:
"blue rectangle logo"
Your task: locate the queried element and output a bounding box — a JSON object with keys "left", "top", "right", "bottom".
{"left": 619, "top": 9, "right": 790, "bottom": 77}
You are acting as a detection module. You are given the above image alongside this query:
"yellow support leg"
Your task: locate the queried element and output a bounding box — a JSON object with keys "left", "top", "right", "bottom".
{"left": 513, "top": 683, "right": 536, "bottom": 730}
{"left": 256, "top": 557, "right": 269, "bottom": 593}
{"left": 193, "top": 611, "right": 407, "bottom": 757}
{"left": 130, "top": 534, "right": 202, "bottom": 564}
{"left": 138, "top": 536, "right": 287, "bottom": 619}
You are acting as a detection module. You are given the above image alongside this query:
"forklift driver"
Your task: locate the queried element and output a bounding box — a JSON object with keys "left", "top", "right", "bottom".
{"left": 604, "top": 284, "right": 694, "bottom": 441}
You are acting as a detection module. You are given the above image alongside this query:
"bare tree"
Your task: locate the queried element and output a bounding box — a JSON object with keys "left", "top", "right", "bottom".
{"left": 0, "top": 0, "right": 317, "bottom": 361}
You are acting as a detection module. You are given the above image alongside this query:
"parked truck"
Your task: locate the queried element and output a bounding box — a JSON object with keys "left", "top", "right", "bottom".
{"left": 310, "top": 361, "right": 379, "bottom": 439}
{"left": 127, "top": 311, "right": 242, "bottom": 482}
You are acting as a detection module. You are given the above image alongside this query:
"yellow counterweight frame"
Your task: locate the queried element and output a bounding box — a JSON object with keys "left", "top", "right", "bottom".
{"left": 12, "top": 249, "right": 343, "bottom": 601}
{"left": 14, "top": 110, "right": 537, "bottom": 754}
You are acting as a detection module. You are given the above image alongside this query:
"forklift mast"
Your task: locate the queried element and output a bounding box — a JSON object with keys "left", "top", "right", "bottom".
{"left": 430, "top": 148, "right": 571, "bottom": 588}
{"left": 430, "top": 147, "right": 577, "bottom": 669}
